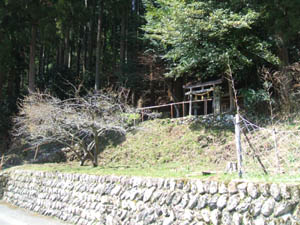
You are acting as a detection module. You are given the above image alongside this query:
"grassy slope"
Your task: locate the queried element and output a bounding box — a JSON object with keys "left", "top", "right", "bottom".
{"left": 99, "top": 117, "right": 234, "bottom": 169}
{"left": 5, "top": 115, "right": 300, "bottom": 183}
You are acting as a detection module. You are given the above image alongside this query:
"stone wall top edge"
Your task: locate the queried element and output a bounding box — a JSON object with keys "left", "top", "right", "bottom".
{"left": 3, "top": 169, "right": 300, "bottom": 188}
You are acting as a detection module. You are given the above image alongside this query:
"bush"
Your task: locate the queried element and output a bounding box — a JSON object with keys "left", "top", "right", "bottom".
{"left": 240, "top": 87, "right": 273, "bottom": 115}
{"left": 13, "top": 92, "right": 136, "bottom": 166}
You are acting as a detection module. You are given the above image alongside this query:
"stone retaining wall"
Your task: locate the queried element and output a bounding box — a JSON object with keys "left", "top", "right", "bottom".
{"left": 0, "top": 170, "right": 300, "bottom": 225}
{"left": 0, "top": 172, "right": 8, "bottom": 199}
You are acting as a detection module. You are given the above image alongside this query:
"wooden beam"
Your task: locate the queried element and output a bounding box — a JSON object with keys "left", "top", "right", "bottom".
{"left": 293, "top": 83, "right": 300, "bottom": 88}
{"left": 185, "top": 87, "right": 214, "bottom": 95}
{"left": 183, "top": 78, "right": 222, "bottom": 89}
{"left": 137, "top": 99, "right": 212, "bottom": 111}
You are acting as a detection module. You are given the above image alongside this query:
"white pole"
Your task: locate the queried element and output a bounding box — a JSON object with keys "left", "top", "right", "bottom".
{"left": 272, "top": 128, "right": 280, "bottom": 173}
{"left": 235, "top": 114, "right": 243, "bottom": 178}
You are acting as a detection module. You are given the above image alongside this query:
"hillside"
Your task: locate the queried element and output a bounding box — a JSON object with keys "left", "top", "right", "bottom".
{"left": 3, "top": 113, "right": 300, "bottom": 183}
{"left": 97, "top": 114, "right": 300, "bottom": 182}
{"left": 99, "top": 116, "right": 235, "bottom": 170}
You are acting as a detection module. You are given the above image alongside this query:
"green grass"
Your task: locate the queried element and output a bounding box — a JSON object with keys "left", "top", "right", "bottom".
{"left": 7, "top": 162, "right": 212, "bottom": 179}
{"left": 6, "top": 162, "right": 300, "bottom": 184}
{"left": 99, "top": 118, "right": 234, "bottom": 169}
{"left": 4, "top": 115, "right": 300, "bottom": 184}
{"left": 219, "top": 172, "right": 300, "bottom": 184}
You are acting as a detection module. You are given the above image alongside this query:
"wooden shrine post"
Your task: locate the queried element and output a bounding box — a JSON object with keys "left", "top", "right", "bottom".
{"left": 189, "top": 88, "right": 192, "bottom": 116}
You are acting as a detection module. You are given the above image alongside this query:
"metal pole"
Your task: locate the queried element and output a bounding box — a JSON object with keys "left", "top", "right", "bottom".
{"left": 235, "top": 114, "right": 243, "bottom": 178}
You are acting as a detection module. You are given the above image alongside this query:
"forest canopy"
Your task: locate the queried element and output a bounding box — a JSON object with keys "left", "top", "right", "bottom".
{"left": 143, "top": 0, "right": 280, "bottom": 79}
{"left": 0, "top": 0, "right": 300, "bottom": 139}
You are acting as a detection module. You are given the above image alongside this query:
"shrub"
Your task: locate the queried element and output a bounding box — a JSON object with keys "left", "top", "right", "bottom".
{"left": 13, "top": 92, "right": 136, "bottom": 166}
{"left": 240, "top": 87, "right": 273, "bottom": 115}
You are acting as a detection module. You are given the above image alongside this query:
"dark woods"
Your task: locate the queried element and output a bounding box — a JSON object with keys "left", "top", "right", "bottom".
{"left": 1, "top": 0, "right": 300, "bottom": 154}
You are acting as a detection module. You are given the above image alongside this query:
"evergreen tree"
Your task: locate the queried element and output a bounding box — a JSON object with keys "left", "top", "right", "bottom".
{"left": 143, "top": 0, "right": 279, "bottom": 81}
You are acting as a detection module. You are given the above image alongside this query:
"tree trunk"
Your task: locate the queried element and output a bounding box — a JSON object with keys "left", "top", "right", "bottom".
{"left": 68, "top": 42, "right": 73, "bottom": 69}
{"left": 150, "top": 63, "right": 154, "bottom": 104}
{"left": 58, "top": 41, "right": 64, "bottom": 67}
{"left": 0, "top": 71, "right": 6, "bottom": 101}
{"left": 83, "top": 0, "right": 88, "bottom": 73}
{"left": 277, "top": 31, "right": 291, "bottom": 112}
{"left": 93, "top": 127, "right": 100, "bottom": 167}
{"left": 45, "top": 51, "right": 49, "bottom": 74}
{"left": 129, "top": 3, "right": 138, "bottom": 65}
{"left": 228, "top": 78, "right": 234, "bottom": 112}
{"left": 112, "top": 17, "right": 117, "bottom": 73}
{"left": 120, "top": 4, "right": 127, "bottom": 75}
{"left": 87, "top": 2, "right": 95, "bottom": 71}
{"left": 7, "top": 70, "right": 15, "bottom": 98}
{"left": 29, "top": 23, "right": 37, "bottom": 93}
{"left": 167, "top": 79, "right": 182, "bottom": 117}
{"left": 16, "top": 77, "right": 21, "bottom": 100}
{"left": 102, "top": 18, "right": 107, "bottom": 62}
{"left": 125, "top": 5, "right": 129, "bottom": 65}
{"left": 0, "top": 31, "right": 4, "bottom": 100}
{"left": 83, "top": 25, "right": 88, "bottom": 73}
{"left": 95, "top": 2, "right": 103, "bottom": 91}
{"left": 64, "top": 27, "right": 70, "bottom": 67}
{"left": 56, "top": 47, "right": 59, "bottom": 66}
{"left": 38, "top": 44, "right": 44, "bottom": 77}
{"left": 77, "top": 26, "right": 83, "bottom": 76}
{"left": 42, "top": 48, "right": 46, "bottom": 75}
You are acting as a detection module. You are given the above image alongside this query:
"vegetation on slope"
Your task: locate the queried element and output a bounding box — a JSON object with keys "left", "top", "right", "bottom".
{"left": 99, "top": 117, "right": 234, "bottom": 168}
{"left": 3, "top": 111, "right": 300, "bottom": 184}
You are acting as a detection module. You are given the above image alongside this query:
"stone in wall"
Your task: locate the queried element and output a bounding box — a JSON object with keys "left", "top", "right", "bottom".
{"left": 0, "top": 170, "right": 300, "bottom": 225}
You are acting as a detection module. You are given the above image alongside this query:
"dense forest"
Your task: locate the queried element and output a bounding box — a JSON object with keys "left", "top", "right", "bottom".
{"left": 0, "top": 0, "right": 300, "bottom": 151}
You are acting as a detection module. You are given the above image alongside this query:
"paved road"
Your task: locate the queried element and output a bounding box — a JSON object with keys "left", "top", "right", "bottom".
{"left": 0, "top": 201, "right": 70, "bottom": 225}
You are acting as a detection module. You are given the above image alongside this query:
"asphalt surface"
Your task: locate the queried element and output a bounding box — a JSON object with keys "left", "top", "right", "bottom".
{"left": 0, "top": 201, "right": 70, "bottom": 225}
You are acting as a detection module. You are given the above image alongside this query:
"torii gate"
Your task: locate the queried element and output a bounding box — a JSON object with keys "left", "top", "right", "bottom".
{"left": 183, "top": 79, "right": 222, "bottom": 116}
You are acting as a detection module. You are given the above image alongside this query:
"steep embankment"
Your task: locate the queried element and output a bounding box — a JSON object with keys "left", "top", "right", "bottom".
{"left": 99, "top": 116, "right": 235, "bottom": 171}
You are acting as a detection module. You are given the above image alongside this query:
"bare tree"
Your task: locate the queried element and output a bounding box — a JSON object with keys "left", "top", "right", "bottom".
{"left": 13, "top": 92, "right": 136, "bottom": 167}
